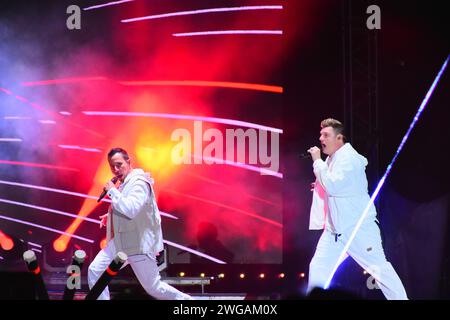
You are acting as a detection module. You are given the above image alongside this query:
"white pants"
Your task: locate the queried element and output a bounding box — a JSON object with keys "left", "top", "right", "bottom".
{"left": 308, "top": 221, "right": 408, "bottom": 300}
{"left": 88, "top": 240, "right": 193, "bottom": 300}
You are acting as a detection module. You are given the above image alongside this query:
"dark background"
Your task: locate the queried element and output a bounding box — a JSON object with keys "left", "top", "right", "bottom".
{"left": 283, "top": 0, "right": 449, "bottom": 299}
{"left": 0, "top": 0, "right": 449, "bottom": 299}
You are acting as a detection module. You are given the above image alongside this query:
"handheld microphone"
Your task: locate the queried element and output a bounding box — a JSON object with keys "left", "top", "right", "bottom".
{"left": 299, "top": 152, "right": 311, "bottom": 159}
{"left": 97, "top": 176, "right": 119, "bottom": 202}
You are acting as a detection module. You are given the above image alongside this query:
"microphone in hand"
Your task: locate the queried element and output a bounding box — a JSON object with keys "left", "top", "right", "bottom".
{"left": 97, "top": 176, "right": 119, "bottom": 202}
{"left": 299, "top": 152, "right": 311, "bottom": 159}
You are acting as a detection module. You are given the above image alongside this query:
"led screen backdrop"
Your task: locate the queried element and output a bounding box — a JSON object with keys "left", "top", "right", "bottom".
{"left": 0, "top": 0, "right": 316, "bottom": 265}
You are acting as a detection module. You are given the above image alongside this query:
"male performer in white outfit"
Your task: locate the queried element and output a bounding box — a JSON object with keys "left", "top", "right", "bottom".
{"left": 88, "top": 147, "right": 193, "bottom": 300}
{"left": 307, "top": 118, "right": 408, "bottom": 300}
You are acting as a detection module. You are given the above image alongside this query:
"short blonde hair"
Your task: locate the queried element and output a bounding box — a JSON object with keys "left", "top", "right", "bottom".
{"left": 320, "top": 118, "right": 346, "bottom": 142}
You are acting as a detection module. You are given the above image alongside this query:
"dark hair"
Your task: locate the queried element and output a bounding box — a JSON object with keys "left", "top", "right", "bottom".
{"left": 108, "top": 147, "right": 130, "bottom": 161}
{"left": 320, "top": 118, "right": 346, "bottom": 142}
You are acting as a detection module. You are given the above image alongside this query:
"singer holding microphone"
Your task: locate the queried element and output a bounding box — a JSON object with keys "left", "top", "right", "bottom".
{"left": 306, "top": 118, "right": 408, "bottom": 299}
{"left": 88, "top": 147, "right": 193, "bottom": 300}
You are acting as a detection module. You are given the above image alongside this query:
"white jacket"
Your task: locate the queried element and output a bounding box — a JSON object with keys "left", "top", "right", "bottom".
{"left": 106, "top": 169, "right": 164, "bottom": 256}
{"left": 309, "top": 143, "right": 377, "bottom": 233}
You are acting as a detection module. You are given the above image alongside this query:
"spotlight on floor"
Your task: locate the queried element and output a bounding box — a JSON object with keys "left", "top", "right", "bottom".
{"left": 0, "top": 233, "right": 26, "bottom": 264}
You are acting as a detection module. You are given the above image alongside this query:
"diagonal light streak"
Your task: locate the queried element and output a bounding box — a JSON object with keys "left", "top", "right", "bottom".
{"left": 163, "top": 190, "right": 282, "bottom": 228}
{"left": 163, "top": 240, "right": 226, "bottom": 264}
{"left": 0, "top": 160, "right": 79, "bottom": 172}
{"left": 58, "top": 145, "right": 102, "bottom": 153}
{"left": 20, "top": 77, "right": 283, "bottom": 93}
{"left": 0, "top": 138, "right": 22, "bottom": 142}
{"left": 324, "top": 55, "right": 449, "bottom": 289}
{"left": 119, "top": 80, "right": 283, "bottom": 93}
{"left": 193, "top": 154, "right": 283, "bottom": 178}
{"left": 173, "top": 30, "right": 283, "bottom": 37}
{"left": 0, "top": 86, "right": 105, "bottom": 139}
{"left": 27, "top": 241, "right": 43, "bottom": 248}
{"left": 183, "top": 172, "right": 281, "bottom": 208}
{"left": 121, "top": 5, "right": 283, "bottom": 23}
{"left": 0, "top": 180, "right": 178, "bottom": 220}
{"left": 21, "top": 77, "right": 108, "bottom": 86}
{"left": 0, "top": 198, "right": 100, "bottom": 224}
{"left": 83, "top": 0, "right": 135, "bottom": 11}
{"left": 3, "top": 116, "right": 32, "bottom": 120}
{"left": 0, "top": 214, "right": 94, "bottom": 243}
{"left": 83, "top": 111, "right": 283, "bottom": 133}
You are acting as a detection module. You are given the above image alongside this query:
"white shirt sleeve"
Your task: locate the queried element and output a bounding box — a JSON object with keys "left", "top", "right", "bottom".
{"left": 107, "top": 180, "right": 150, "bottom": 220}
{"left": 312, "top": 156, "right": 355, "bottom": 196}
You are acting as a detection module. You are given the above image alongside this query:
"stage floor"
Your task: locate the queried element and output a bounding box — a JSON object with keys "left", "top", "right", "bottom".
{"left": 44, "top": 273, "right": 249, "bottom": 300}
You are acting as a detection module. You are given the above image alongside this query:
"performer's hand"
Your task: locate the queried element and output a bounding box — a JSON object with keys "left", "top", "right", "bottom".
{"left": 308, "top": 146, "right": 321, "bottom": 161}
{"left": 99, "top": 213, "right": 108, "bottom": 229}
{"left": 104, "top": 180, "right": 116, "bottom": 192}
